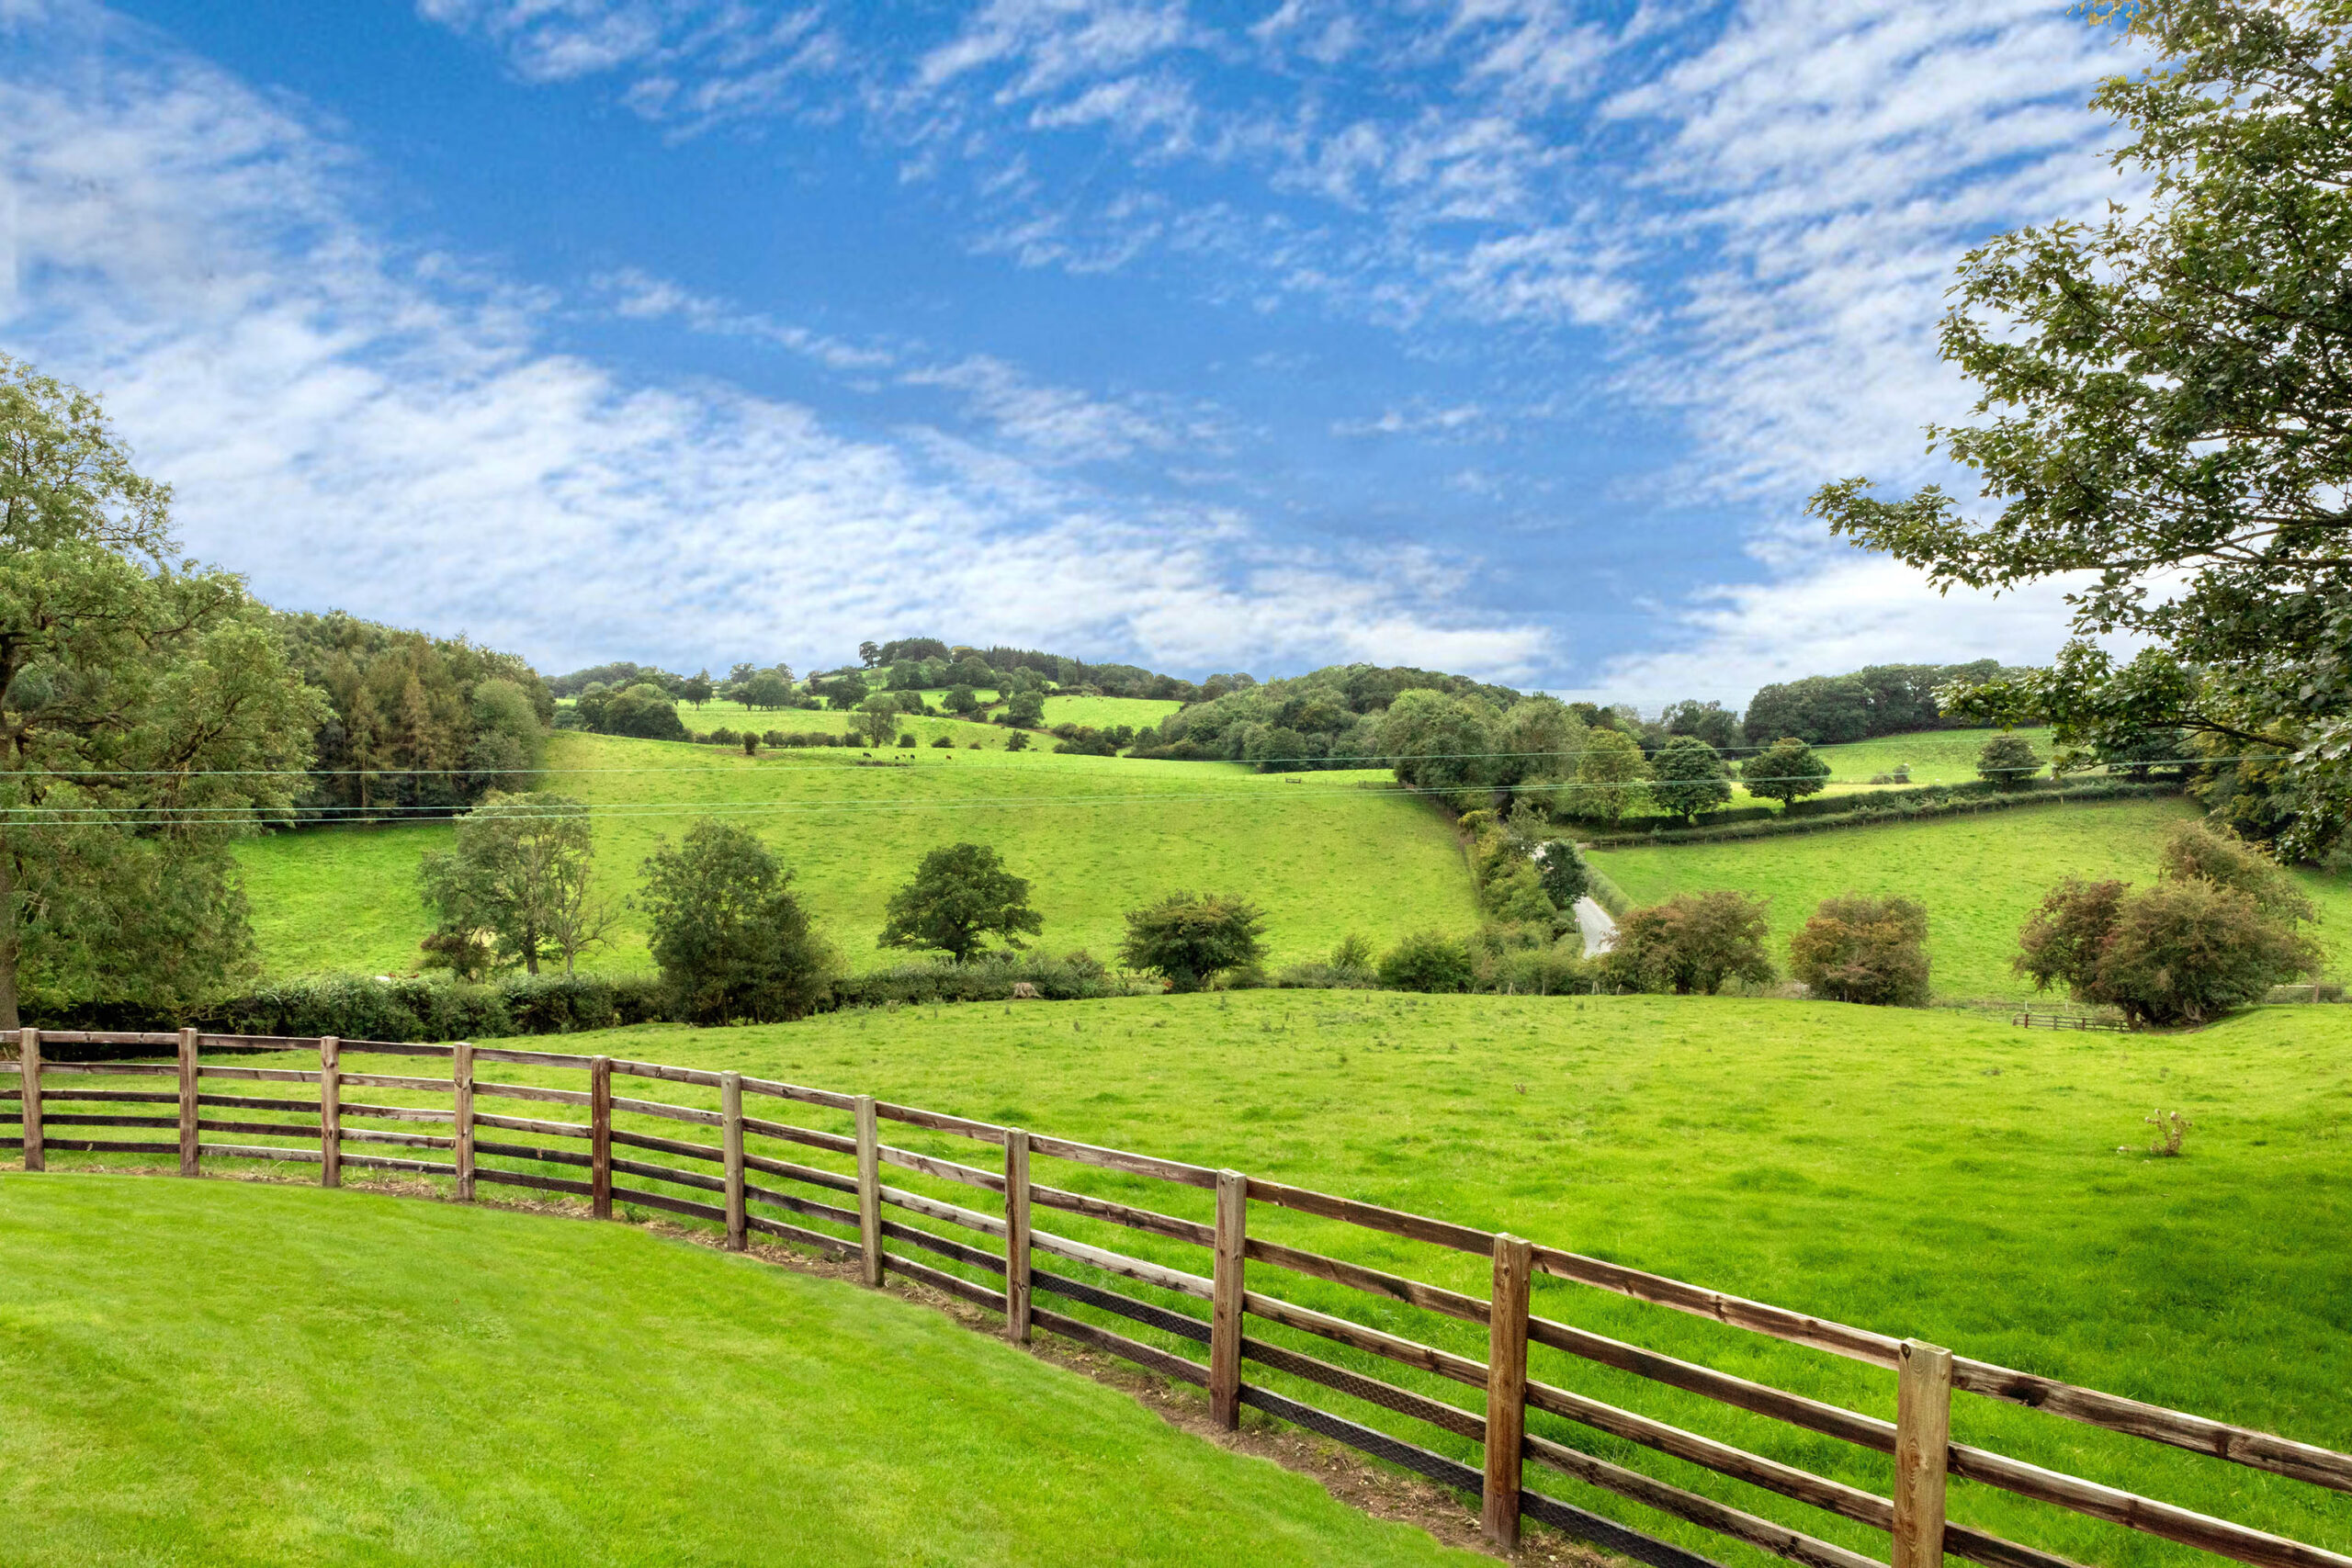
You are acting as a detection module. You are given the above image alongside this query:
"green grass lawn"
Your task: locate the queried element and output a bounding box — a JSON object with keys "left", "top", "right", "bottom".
{"left": 1586, "top": 796, "right": 2352, "bottom": 999}
{"left": 232, "top": 731, "right": 1479, "bottom": 977}
{"left": 0, "top": 1174, "right": 1476, "bottom": 1567}
{"left": 46, "top": 992, "right": 2346, "bottom": 1568}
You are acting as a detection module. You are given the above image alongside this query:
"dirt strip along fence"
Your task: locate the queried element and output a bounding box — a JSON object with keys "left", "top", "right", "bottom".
{"left": 4, "top": 1028, "right": 2347, "bottom": 1568}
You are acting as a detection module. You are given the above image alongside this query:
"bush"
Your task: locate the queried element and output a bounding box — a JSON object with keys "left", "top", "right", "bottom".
{"left": 1376, "top": 931, "right": 1476, "bottom": 993}
{"left": 832, "top": 951, "right": 1137, "bottom": 1007}
{"left": 1788, "top": 895, "right": 1930, "bottom": 1006}
{"left": 1005, "top": 730, "right": 1031, "bottom": 752}
{"left": 931, "top": 734, "right": 954, "bottom": 748}
{"left": 1470, "top": 922, "right": 1588, "bottom": 995}
{"left": 1118, "top": 892, "right": 1269, "bottom": 991}
{"left": 1600, "top": 891, "right": 1773, "bottom": 995}
{"left": 33, "top": 969, "right": 685, "bottom": 1044}
{"left": 638, "top": 819, "right": 838, "bottom": 1024}
{"left": 1978, "top": 732, "right": 2042, "bottom": 790}
{"left": 2017, "top": 832, "right": 2320, "bottom": 1026}
{"left": 898, "top": 732, "right": 917, "bottom": 748}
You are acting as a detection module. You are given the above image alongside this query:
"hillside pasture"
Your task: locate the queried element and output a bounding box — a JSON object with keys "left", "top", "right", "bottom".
{"left": 232, "top": 731, "right": 1479, "bottom": 977}
{"left": 1809, "top": 727, "right": 2059, "bottom": 786}
{"left": 1039, "top": 693, "right": 1185, "bottom": 729}
{"left": 1585, "top": 796, "right": 2352, "bottom": 998}
{"left": 0, "top": 1175, "right": 1474, "bottom": 1566}
{"left": 668, "top": 697, "right": 1019, "bottom": 750}
{"left": 44, "top": 992, "right": 2349, "bottom": 1568}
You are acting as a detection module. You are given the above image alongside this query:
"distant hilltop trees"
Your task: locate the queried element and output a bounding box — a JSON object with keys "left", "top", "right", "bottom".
{"left": 549, "top": 641, "right": 2051, "bottom": 760}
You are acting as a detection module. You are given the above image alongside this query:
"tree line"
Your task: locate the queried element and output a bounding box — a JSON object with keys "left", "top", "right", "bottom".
{"left": 0, "top": 357, "right": 570, "bottom": 1030}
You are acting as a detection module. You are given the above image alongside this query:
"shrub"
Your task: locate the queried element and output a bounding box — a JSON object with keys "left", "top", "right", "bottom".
{"left": 2158, "top": 820, "right": 2315, "bottom": 923}
{"left": 1487, "top": 942, "right": 1589, "bottom": 996}
{"left": 1329, "top": 931, "right": 1374, "bottom": 971}
{"left": 1118, "top": 892, "right": 1268, "bottom": 992}
{"left": 763, "top": 730, "right": 789, "bottom": 746}
{"left": 878, "top": 842, "right": 1044, "bottom": 964}
{"left": 1600, "top": 891, "right": 1773, "bottom": 995}
{"left": 931, "top": 734, "right": 954, "bottom": 748}
{"left": 831, "top": 951, "right": 1136, "bottom": 1007}
{"left": 898, "top": 732, "right": 917, "bottom": 748}
{"left": 1006, "top": 730, "right": 1031, "bottom": 752}
{"left": 707, "top": 727, "right": 741, "bottom": 746}
{"left": 1788, "top": 895, "right": 1930, "bottom": 1006}
{"left": 1376, "top": 931, "right": 1476, "bottom": 993}
{"left": 2017, "top": 873, "right": 2318, "bottom": 1027}
{"left": 637, "top": 819, "right": 838, "bottom": 1023}
{"left": 742, "top": 732, "right": 759, "bottom": 756}
{"left": 1978, "top": 732, "right": 2042, "bottom": 790}
{"left": 1273, "top": 961, "right": 1379, "bottom": 989}
{"left": 1743, "top": 738, "right": 1831, "bottom": 807}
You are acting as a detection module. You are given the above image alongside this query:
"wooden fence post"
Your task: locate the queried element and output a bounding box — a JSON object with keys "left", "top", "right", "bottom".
{"left": 1894, "top": 1339, "right": 1955, "bottom": 1568}
{"left": 318, "top": 1036, "right": 342, "bottom": 1189}
{"left": 1483, "top": 1233, "right": 1534, "bottom": 1550}
{"left": 1210, "top": 1168, "right": 1248, "bottom": 1430}
{"left": 721, "top": 1071, "right": 746, "bottom": 1252}
{"left": 17, "top": 1028, "right": 40, "bottom": 1172}
{"left": 452, "top": 1041, "right": 475, "bottom": 1202}
{"left": 590, "top": 1055, "right": 613, "bottom": 1220}
{"left": 854, "top": 1093, "right": 882, "bottom": 1286}
{"left": 1003, "top": 1128, "right": 1031, "bottom": 1344}
{"left": 176, "top": 1028, "right": 199, "bottom": 1177}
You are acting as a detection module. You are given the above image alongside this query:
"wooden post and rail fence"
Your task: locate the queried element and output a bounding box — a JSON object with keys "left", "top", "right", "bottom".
{"left": 3, "top": 1025, "right": 2347, "bottom": 1568}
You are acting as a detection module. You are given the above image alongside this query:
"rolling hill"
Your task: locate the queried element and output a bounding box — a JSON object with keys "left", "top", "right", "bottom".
{"left": 234, "top": 729, "right": 1479, "bottom": 977}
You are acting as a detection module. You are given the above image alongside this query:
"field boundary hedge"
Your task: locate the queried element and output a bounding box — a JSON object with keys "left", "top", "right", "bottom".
{"left": 27, "top": 956, "right": 1147, "bottom": 1053}
{"left": 1578, "top": 781, "right": 2185, "bottom": 850}
{"left": 8, "top": 1028, "right": 2347, "bottom": 1568}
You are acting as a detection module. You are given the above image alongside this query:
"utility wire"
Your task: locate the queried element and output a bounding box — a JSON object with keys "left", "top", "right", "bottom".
{"left": 0, "top": 767, "right": 2203, "bottom": 827}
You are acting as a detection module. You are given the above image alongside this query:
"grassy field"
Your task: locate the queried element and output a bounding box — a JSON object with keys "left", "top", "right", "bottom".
{"left": 233, "top": 731, "right": 1479, "bottom": 977}
{"left": 1810, "top": 728, "right": 2058, "bottom": 785}
{"left": 669, "top": 698, "right": 1021, "bottom": 750}
{"left": 35, "top": 992, "right": 2348, "bottom": 1568}
{"left": 1039, "top": 694, "right": 1185, "bottom": 729}
{"left": 1586, "top": 797, "right": 2352, "bottom": 998}
{"left": 0, "top": 1174, "right": 1476, "bottom": 1567}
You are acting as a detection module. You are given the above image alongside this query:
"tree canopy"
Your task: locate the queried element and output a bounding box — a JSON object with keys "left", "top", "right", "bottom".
{"left": 0, "top": 356, "right": 322, "bottom": 1026}
{"left": 1808, "top": 0, "right": 2352, "bottom": 856}
{"left": 1118, "top": 892, "right": 1267, "bottom": 991}
{"left": 877, "top": 842, "right": 1043, "bottom": 963}
{"left": 637, "top": 819, "right": 835, "bottom": 1023}
{"left": 418, "top": 792, "right": 611, "bottom": 976}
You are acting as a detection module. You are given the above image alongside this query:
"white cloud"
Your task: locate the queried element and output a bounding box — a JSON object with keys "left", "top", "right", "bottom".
{"left": 1560, "top": 554, "right": 2112, "bottom": 710}
{"left": 1, "top": 4, "right": 1552, "bottom": 681}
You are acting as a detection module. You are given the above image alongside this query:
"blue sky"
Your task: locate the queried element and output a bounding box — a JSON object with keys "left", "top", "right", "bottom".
{"left": 2, "top": 0, "right": 2134, "bottom": 698}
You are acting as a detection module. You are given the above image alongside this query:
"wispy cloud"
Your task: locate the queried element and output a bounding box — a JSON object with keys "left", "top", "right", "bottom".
{"left": 2, "top": 3, "right": 1552, "bottom": 680}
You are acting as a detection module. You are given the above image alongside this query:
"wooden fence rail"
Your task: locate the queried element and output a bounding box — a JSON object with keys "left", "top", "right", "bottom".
{"left": 1, "top": 1027, "right": 2346, "bottom": 1568}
